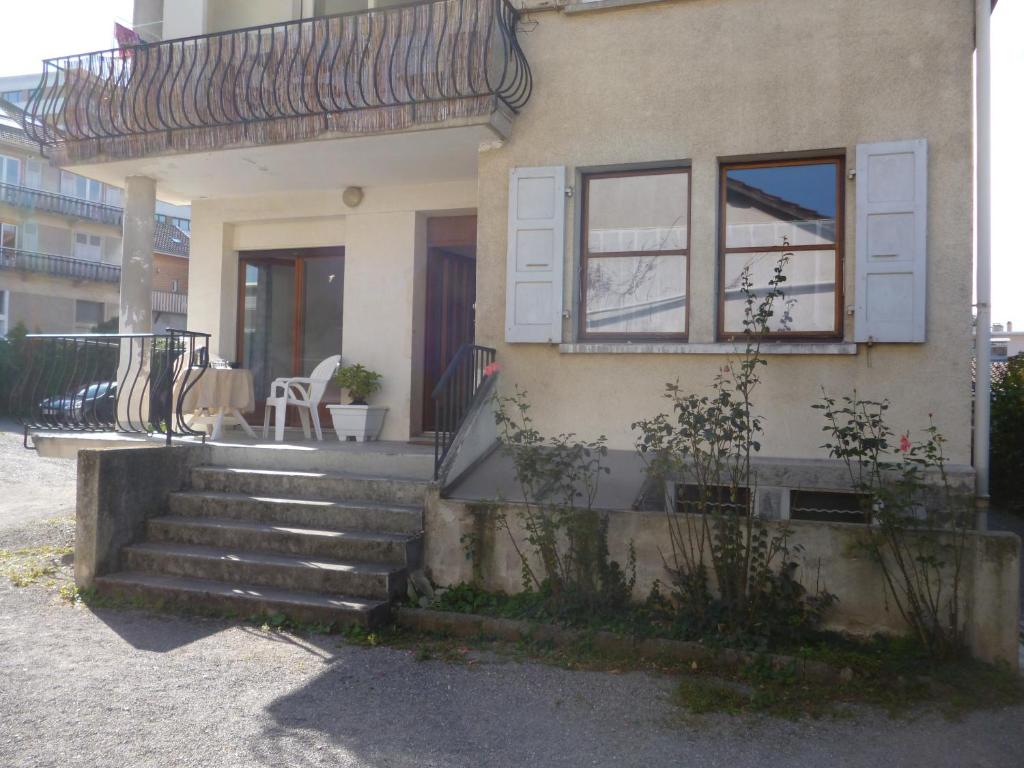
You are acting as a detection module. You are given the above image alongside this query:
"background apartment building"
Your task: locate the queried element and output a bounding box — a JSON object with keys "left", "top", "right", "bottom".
{"left": 0, "top": 74, "right": 190, "bottom": 337}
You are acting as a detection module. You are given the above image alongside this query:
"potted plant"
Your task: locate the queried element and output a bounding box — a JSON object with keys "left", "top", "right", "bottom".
{"left": 327, "top": 363, "right": 388, "bottom": 441}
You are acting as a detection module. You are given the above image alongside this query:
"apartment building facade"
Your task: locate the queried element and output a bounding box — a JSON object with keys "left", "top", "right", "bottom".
{"left": 0, "top": 113, "right": 123, "bottom": 335}
{"left": 0, "top": 94, "right": 191, "bottom": 337}
{"left": 11, "top": 0, "right": 1019, "bottom": 666}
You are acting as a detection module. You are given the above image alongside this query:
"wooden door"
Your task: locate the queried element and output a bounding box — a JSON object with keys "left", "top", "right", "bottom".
{"left": 421, "top": 247, "right": 476, "bottom": 432}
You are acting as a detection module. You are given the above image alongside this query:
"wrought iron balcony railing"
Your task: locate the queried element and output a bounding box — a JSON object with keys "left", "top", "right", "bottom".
{"left": 23, "top": 0, "right": 531, "bottom": 163}
{"left": 10, "top": 330, "right": 211, "bottom": 446}
{"left": 0, "top": 247, "right": 121, "bottom": 283}
{"left": 0, "top": 182, "right": 124, "bottom": 227}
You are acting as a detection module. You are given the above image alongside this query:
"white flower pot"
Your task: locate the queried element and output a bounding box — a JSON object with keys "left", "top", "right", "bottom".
{"left": 327, "top": 404, "right": 388, "bottom": 442}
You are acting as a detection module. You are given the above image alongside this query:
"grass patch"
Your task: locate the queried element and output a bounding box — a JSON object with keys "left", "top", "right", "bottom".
{"left": 0, "top": 543, "right": 73, "bottom": 588}
{"left": 672, "top": 637, "right": 1024, "bottom": 720}
{"left": 430, "top": 581, "right": 688, "bottom": 641}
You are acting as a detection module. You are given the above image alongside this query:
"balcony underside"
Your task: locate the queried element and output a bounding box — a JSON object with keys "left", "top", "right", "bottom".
{"left": 63, "top": 116, "right": 504, "bottom": 203}
{"left": 25, "top": 0, "right": 531, "bottom": 192}
{"left": 48, "top": 95, "right": 511, "bottom": 172}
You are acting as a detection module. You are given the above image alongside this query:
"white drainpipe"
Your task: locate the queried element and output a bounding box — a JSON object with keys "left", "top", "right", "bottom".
{"left": 974, "top": 0, "right": 992, "bottom": 508}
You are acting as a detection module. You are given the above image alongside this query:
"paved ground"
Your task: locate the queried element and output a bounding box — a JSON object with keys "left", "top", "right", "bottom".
{"left": 0, "top": 420, "right": 76, "bottom": 529}
{"left": 2, "top": 425, "right": 1024, "bottom": 767}
{"left": 2, "top": 575, "right": 1024, "bottom": 768}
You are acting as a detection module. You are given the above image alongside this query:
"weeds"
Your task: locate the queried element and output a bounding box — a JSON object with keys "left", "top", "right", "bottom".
{"left": 0, "top": 543, "right": 73, "bottom": 588}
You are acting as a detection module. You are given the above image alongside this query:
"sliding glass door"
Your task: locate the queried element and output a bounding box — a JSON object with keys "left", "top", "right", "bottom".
{"left": 238, "top": 248, "right": 344, "bottom": 421}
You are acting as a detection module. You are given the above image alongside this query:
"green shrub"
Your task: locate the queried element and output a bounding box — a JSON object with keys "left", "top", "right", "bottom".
{"left": 992, "top": 354, "right": 1024, "bottom": 513}
{"left": 0, "top": 323, "right": 28, "bottom": 415}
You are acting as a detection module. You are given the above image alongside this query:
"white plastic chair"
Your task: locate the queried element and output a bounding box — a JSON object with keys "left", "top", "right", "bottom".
{"left": 262, "top": 355, "right": 341, "bottom": 442}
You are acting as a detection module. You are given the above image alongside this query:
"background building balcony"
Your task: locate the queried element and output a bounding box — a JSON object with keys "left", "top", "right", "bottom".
{"left": 0, "top": 247, "right": 121, "bottom": 283}
{"left": 22, "top": 0, "right": 531, "bottom": 168}
{"left": 151, "top": 289, "right": 187, "bottom": 315}
{"left": 0, "top": 182, "right": 123, "bottom": 227}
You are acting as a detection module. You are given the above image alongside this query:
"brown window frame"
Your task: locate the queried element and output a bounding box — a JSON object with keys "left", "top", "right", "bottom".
{"left": 717, "top": 156, "right": 845, "bottom": 341}
{"left": 579, "top": 166, "right": 692, "bottom": 342}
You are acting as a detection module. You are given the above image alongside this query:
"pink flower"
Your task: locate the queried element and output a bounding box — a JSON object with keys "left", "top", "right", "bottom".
{"left": 483, "top": 362, "right": 502, "bottom": 377}
{"left": 899, "top": 434, "right": 911, "bottom": 453}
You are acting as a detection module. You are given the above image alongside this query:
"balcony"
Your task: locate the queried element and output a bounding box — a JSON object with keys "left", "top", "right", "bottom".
{"left": 0, "top": 182, "right": 124, "bottom": 227}
{"left": 0, "top": 247, "right": 121, "bottom": 283}
{"left": 152, "top": 290, "right": 187, "bottom": 315}
{"left": 23, "top": 0, "right": 531, "bottom": 166}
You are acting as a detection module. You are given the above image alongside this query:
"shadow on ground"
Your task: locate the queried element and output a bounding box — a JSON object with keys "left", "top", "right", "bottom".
{"left": 90, "top": 605, "right": 231, "bottom": 653}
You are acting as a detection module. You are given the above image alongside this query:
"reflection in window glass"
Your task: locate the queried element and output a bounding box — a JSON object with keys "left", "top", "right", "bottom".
{"left": 723, "top": 250, "right": 836, "bottom": 333}
{"left": 720, "top": 158, "right": 842, "bottom": 337}
{"left": 586, "top": 255, "right": 687, "bottom": 335}
{"left": 725, "top": 163, "right": 837, "bottom": 248}
{"left": 582, "top": 168, "right": 689, "bottom": 338}
{"left": 587, "top": 172, "right": 688, "bottom": 254}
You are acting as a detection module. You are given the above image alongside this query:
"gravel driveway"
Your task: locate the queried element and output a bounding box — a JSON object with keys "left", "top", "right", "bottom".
{"left": 1, "top": 423, "right": 1023, "bottom": 767}
{"left": 0, "top": 419, "right": 76, "bottom": 530}
{"left": 0, "top": 577, "right": 1022, "bottom": 768}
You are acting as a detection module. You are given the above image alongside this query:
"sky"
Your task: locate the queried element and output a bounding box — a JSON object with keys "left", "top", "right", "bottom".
{"left": 0, "top": 0, "right": 1020, "bottom": 326}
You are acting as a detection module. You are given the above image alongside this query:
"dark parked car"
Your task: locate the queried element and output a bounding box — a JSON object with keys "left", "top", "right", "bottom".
{"left": 39, "top": 382, "right": 117, "bottom": 425}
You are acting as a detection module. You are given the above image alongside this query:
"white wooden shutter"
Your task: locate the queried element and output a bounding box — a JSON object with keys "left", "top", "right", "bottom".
{"left": 505, "top": 166, "right": 565, "bottom": 343}
{"left": 854, "top": 139, "right": 928, "bottom": 343}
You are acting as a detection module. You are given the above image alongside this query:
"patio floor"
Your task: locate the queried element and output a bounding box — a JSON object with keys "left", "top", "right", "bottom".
{"left": 28, "top": 427, "right": 436, "bottom": 479}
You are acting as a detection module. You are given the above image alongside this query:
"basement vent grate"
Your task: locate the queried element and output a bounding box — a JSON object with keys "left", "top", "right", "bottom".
{"left": 790, "top": 490, "right": 870, "bottom": 524}
{"left": 675, "top": 484, "right": 750, "bottom": 516}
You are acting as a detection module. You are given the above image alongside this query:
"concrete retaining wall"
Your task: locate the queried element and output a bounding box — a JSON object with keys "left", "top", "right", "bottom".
{"left": 75, "top": 445, "right": 202, "bottom": 587}
{"left": 424, "top": 491, "right": 1021, "bottom": 667}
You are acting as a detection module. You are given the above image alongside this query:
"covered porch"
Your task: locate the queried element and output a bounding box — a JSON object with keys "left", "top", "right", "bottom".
{"left": 10, "top": 0, "right": 530, "bottom": 454}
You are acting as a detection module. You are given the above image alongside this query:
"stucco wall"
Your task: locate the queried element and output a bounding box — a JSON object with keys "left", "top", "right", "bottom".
{"left": 425, "top": 493, "right": 1021, "bottom": 666}
{"left": 187, "top": 180, "right": 476, "bottom": 440}
{"left": 475, "top": 0, "right": 975, "bottom": 463}
{"left": 1, "top": 272, "right": 118, "bottom": 333}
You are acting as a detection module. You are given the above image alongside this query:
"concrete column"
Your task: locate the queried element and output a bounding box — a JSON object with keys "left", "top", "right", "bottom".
{"left": 116, "top": 176, "right": 156, "bottom": 430}
{"left": 120, "top": 176, "right": 156, "bottom": 334}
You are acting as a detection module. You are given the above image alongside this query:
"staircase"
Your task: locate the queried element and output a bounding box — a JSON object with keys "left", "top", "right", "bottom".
{"left": 94, "top": 457, "right": 430, "bottom": 629}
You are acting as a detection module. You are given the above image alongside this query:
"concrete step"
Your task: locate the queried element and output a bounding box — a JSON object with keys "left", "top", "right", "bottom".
{"left": 146, "top": 515, "right": 422, "bottom": 567}
{"left": 190, "top": 466, "right": 430, "bottom": 507}
{"left": 121, "top": 542, "right": 406, "bottom": 600}
{"left": 94, "top": 571, "right": 390, "bottom": 629}
{"left": 168, "top": 491, "right": 423, "bottom": 534}
{"left": 203, "top": 442, "right": 434, "bottom": 478}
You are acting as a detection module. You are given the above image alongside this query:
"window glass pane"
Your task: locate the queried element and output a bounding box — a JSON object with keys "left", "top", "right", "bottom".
{"left": 242, "top": 262, "right": 296, "bottom": 399}
{"left": 2, "top": 224, "right": 17, "bottom": 249}
{"left": 301, "top": 256, "right": 345, "bottom": 378}
{"left": 585, "top": 255, "right": 687, "bottom": 335}
{"left": 722, "top": 250, "right": 836, "bottom": 334}
{"left": 725, "top": 163, "right": 837, "bottom": 248}
{"left": 587, "top": 172, "right": 688, "bottom": 254}
{"left": 75, "top": 300, "right": 104, "bottom": 326}
{"left": 1, "top": 156, "right": 20, "bottom": 185}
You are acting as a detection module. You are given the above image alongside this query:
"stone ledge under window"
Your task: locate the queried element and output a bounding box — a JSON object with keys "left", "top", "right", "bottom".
{"left": 558, "top": 341, "right": 858, "bottom": 355}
